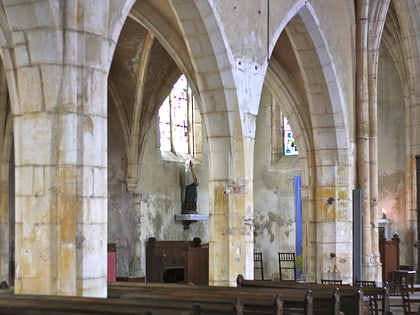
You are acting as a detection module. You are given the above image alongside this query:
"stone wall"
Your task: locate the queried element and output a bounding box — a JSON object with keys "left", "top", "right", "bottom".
{"left": 108, "top": 107, "right": 209, "bottom": 277}
{"left": 253, "top": 89, "right": 301, "bottom": 280}
{"left": 377, "top": 44, "right": 410, "bottom": 264}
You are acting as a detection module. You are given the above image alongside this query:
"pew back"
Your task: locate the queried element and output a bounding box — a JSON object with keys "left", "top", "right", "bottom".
{"left": 0, "top": 283, "right": 312, "bottom": 315}
{"left": 109, "top": 282, "right": 313, "bottom": 315}
{"left": 236, "top": 275, "right": 374, "bottom": 315}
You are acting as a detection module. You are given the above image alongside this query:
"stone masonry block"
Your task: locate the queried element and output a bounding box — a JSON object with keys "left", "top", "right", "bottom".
{"left": 27, "top": 29, "right": 63, "bottom": 64}
{"left": 78, "top": 197, "right": 107, "bottom": 224}
{"left": 17, "top": 67, "right": 43, "bottom": 113}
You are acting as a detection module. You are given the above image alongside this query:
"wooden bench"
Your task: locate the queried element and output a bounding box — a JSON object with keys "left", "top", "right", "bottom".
{"left": 236, "top": 274, "right": 376, "bottom": 315}
{"left": 0, "top": 292, "right": 269, "bottom": 315}
{"left": 108, "top": 281, "right": 313, "bottom": 315}
{"left": 0, "top": 282, "right": 312, "bottom": 315}
{"left": 0, "top": 293, "right": 212, "bottom": 314}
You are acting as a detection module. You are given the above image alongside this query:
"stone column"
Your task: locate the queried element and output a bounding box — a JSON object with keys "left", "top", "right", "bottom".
{"left": 0, "top": 64, "right": 12, "bottom": 284}
{"left": 4, "top": 1, "right": 121, "bottom": 297}
{"left": 205, "top": 111, "right": 255, "bottom": 287}
{"left": 0, "top": 159, "right": 10, "bottom": 283}
{"left": 368, "top": 0, "right": 391, "bottom": 283}
{"left": 207, "top": 80, "right": 259, "bottom": 286}
{"left": 356, "top": 0, "right": 374, "bottom": 280}
{"left": 13, "top": 67, "right": 108, "bottom": 297}
{"left": 126, "top": 177, "right": 144, "bottom": 278}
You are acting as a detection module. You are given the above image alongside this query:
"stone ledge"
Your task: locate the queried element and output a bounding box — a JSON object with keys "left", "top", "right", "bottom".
{"left": 174, "top": 214, "right": 209, "bottom": 221}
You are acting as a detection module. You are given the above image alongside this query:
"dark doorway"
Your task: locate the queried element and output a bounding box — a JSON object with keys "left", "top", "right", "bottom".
{"left": 163, "top": 267, "right": 184, "bottom": 283}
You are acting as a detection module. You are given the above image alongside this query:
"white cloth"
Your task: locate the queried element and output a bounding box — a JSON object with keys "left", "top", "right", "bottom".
{"left": 185, "top": 159, "right": 195, "bottom": 186}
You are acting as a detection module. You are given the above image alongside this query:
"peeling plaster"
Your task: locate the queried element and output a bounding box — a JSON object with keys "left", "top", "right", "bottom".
{"left": 254, "top": 211, "right": 293, "bottom": 243}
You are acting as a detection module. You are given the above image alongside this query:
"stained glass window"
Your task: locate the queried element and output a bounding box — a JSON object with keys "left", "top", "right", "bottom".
{"left": 284, "top": 116, "right": 298, "bottom": 155}
{"left": 159, "top": 75, "right": 200, "bottom": 158}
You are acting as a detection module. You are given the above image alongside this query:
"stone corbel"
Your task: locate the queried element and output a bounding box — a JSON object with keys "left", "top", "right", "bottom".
{"left": 126, "top": 176, "right": 139, "bottom": 193}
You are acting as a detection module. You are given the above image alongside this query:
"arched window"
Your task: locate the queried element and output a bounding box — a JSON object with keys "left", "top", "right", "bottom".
{"left": 283, "top": 116, "right": 298, "bottom": 156}
{"left": 270, "top": 94, "right": 298, "bottom": 166}
{"left": 158, "top": 75, "right": 202, "bottom": 161}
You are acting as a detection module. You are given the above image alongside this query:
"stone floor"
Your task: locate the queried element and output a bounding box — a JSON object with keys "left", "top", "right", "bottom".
{"left": 388, "top": 287, "right": 420, "bottom": 315}
{"left": 389, "top": 295, "right": 404, "bottom": 315}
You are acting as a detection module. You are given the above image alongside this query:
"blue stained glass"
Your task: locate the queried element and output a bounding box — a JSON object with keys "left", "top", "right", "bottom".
{"left": 284, "top": 117, "right": 298, "bottom": 156}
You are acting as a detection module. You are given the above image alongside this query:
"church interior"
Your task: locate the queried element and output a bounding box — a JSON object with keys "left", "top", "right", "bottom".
{"left": 0, "top": 0, "right": 420, "bottom": 313}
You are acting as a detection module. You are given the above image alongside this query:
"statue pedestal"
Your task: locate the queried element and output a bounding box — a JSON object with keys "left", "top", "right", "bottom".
{"left": 175, "top": 214, "right": 209, "bottom": 229}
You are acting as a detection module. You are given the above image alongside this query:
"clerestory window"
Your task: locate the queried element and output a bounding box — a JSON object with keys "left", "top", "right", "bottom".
{"left": 158, "top": 74, "right": 202, "bottom": 161}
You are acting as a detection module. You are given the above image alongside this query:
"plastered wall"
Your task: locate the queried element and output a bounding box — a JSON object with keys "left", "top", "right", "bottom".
{"left": 377, "top": 44, "right": 410, "bottom": 264}
{"left": 253, "top": 89, "right": 301, "bottom": 280}
{"left": 108, "top": 108, "right": 209, "bottom": 277}
{"left": 105, "top": 23, "right": 412, "bottom": 282}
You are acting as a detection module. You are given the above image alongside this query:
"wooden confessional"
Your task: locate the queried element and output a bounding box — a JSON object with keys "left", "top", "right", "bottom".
{"left": 146, "top": 237, "right": 209, "bottom": 285}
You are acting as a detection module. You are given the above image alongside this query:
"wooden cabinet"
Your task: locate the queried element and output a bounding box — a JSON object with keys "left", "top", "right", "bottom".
{"left": 379, "top": 237, "right": 400, "bottom": 282}
{"left": 146, "top": 237, "right": 209, "bottom": 285}
{"left": 185, "top": 245, "right": 209, "bottom": 285}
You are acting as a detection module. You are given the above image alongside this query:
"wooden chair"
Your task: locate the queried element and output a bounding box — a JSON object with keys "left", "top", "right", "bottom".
{"left": 253, "top": 252, "right": 264, "bottom": 280}
{"left": 321, "top": 279, "right": 342, "bottom": 285}
{"left": 278, "top": 252, "right": 297, "bottom": 281}
{"left": 362, "top": 286, "right": 390, "bottom": 315}
{"left": 355, "top": 281, "right": 379, "bottom": 315}
{"left": 387, "top": 282, "right": 406, "bottom": 314}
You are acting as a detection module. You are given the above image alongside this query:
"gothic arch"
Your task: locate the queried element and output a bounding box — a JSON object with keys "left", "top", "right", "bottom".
{"left": 380, "top": 0, "right": 420, "bottom": 269}
{"left": 265, "top": 60, "right": 314, "bottom": 278}
{"left": 113, "top": 0, "right": 247, "bottom": 285}
{"left": 263, "top": 2, "right": 353, "bottom": 281}
{"left": 170, "top": 0, "right": 252, "bottom": 284}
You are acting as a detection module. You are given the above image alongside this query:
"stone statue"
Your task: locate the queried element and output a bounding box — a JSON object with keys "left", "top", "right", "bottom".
{"left": 183, "top": 159, "right": 199, "bottom": 214}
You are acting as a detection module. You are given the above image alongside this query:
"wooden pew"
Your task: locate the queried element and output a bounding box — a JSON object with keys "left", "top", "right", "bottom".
{"left": 0, "top": 282, "right": 311, "bottom": 315}
{"left": 0, "top": 292, "right": 255, "bottom": 315}
{"left": 236, "top": 274, "right": 372, "bottom": 315}
{"left": 0, "top": 293, "right": 197, "bottom": 315}
{"left": 108, "top": 281, "right": 313, "bottom": 315}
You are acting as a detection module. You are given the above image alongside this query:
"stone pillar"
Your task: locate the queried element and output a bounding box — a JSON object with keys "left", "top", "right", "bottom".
{"left": 356, "top": 0, "right": 374, "bottom": 280}
{"left": 207, "top": 127, "right": 255, "bottom": 287}
{"left": 0, "top": 159, "right": 9, "bottom": 283}
{"left": 207, "top": 85, "right": 259, "bottom": 286}
{"left": 367, "top": 0, "right": 391, "bottom": 283}
{"left": 0, "top": 65, "right": 12, "bottom": 285}
{"left": 126, "top": 178, "right": 144, "bottom": 277}
{"left": 5, "top": 2, "right": 118, "bottom": 297}
{"left": 13, "top": 66, "right": 108, "bottom": 296}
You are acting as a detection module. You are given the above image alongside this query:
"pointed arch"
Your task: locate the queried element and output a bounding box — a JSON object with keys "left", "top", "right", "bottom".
{"left": 265, "top": 2, "right": 354, "bottom": 281}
